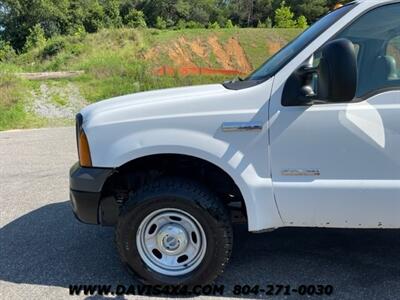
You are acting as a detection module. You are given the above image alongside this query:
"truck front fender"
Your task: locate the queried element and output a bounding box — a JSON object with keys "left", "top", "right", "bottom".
{"left": 90, "top": 128, "right": 283, "bottom": 231}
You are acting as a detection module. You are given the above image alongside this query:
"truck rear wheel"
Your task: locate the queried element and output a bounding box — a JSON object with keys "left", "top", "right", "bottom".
{"left": 115, "top": 177, "right": 233, "bottom": 285}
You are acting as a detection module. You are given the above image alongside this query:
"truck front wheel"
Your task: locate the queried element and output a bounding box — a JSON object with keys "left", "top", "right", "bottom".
{"left": 115, "top": 177, "right": 233, "bottom": 285}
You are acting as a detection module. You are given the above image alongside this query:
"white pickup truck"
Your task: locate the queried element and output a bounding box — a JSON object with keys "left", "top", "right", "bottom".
{"left": 70, "top": 0, "right": 400, "bottom": 285}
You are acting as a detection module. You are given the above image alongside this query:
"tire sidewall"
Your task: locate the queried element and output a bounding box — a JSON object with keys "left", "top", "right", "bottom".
{"left": 117, "top": 191, "right": 229, "bottom": 285}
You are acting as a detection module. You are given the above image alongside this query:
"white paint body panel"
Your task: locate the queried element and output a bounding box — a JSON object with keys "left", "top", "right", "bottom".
{"left": 81, "top": 81, "right": 283, "bottom": 231}
{"left": 268, "top": 0, "right": 400, "bottom": 228}
{"left": 269, "top": 92, "right": 400, "bottom": 228}
{"left": 80, "top": 0, "right": 400, "bottom": 232}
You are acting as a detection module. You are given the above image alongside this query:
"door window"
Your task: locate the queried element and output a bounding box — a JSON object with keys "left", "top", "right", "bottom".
{"left": 337, "top": 3, "right": 400, "bottom": 97}
{"left": 312, "top": 3, "right": 400, "bottom": 98}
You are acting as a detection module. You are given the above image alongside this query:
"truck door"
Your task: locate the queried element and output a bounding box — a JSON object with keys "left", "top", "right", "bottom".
{"left": 269, "top": 3, "right": 400, "bottom": 228}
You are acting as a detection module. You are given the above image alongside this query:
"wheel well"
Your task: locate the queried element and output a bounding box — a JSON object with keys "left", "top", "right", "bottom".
{"left": 102, "top": 154, "right": 247, "bottom": 224}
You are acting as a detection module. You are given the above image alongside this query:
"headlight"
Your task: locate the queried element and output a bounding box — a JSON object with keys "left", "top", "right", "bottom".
{"left": 76, "top": 113, "right": 92, "bottom": 167}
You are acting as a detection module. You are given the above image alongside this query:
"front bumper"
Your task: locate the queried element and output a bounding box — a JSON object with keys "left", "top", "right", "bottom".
{"left": 69, "top": 162, "right": 114, "bottom": 224}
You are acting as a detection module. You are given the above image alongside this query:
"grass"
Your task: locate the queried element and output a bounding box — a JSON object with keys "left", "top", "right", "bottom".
{"left": 0, "top": 74, "right": 46, "bottom": 131}
{"left": 51, "top": 94, "right": 68, "bottom": 106}
{"left": 0, "top": 27, "right": 302, "bottom": 130}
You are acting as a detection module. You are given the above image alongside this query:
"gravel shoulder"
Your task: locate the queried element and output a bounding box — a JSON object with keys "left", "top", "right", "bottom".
{"left": 1, "top": 127, "right": 400, "bottom": 300}
{"left": 28, "top": 83, "right": 88, "bottom": 120}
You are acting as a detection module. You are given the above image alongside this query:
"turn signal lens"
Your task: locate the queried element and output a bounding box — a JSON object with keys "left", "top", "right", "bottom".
{"left": 78, "top": 130, "right": 92, "bottom": 167}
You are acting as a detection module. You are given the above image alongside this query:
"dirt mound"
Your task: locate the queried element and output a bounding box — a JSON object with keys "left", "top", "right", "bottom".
{"left": 147, "top": 35, "right": 253, "bottom": 75}
{"left": 207, "top": 36, "right": 252, "bottom": 73}
{"left": 154, "top": 66, "right": 245, "bottom": 77}
{"left": 187, "top": 39, "right": 208, "bottom": 59}
{"left": 225, "top": 37, "right": 252, "bottom": 73}
{"left": 167, "top": 38, "right": 197, "bottom": 68}
{"left": 143, "top": 47, "right": 158, "bottom": 60}
{"left": 207, "top": 36, "right": 232, "bottom": 70}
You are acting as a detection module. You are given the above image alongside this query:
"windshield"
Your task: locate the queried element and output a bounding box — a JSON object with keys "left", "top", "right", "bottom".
{"left": 248, "top": 3, "right": 357, "bottom": 81}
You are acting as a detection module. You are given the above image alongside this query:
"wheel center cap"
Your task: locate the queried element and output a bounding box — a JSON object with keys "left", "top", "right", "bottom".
{"left": 157, "top": 224, "right": 188, "bottom": 255}
{"left": 163, "top": 236, "right": 179, "bottom": 250}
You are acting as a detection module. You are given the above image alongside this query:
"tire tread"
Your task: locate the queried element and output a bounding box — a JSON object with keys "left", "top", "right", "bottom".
{"left": 115, "top": 177, "right": 233, "bottom": 285}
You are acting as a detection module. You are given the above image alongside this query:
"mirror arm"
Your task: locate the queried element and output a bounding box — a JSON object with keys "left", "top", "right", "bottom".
{"left": 298, "top": 66, "right": 318, "bottom": 77}
{"left": 298, "top": 66, "right": 318, "bottom": 104}
{"left": 283, "top": 65, "right": 320, "bottom": 106}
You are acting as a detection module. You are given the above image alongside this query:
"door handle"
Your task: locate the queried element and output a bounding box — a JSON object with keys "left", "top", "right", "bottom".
{"left": 222, "top": 121, "right": 263, "bottom": 132}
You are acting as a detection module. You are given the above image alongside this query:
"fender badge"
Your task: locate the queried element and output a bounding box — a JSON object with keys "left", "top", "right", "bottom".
{"left": 282, "top": 169, "right": 321, "bottom": 176}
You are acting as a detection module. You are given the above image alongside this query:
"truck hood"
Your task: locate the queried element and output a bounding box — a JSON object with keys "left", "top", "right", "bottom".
{"left": 81, "top": 84, "right": 233, "bottom": 125}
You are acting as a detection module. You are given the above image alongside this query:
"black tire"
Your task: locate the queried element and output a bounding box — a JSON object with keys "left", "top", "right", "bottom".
{"left": 116, "top": 177, "right": 233, "bottom": 286}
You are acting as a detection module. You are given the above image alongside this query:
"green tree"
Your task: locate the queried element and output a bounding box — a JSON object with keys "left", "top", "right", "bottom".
{"left": 82, "top": 1, "right": 105, "bottom": 33}
{"left": 139, "top": 0, "right": 221, "bottom": 28}
{"left": 0, "top": 40, "right": 16, "bottom": 61}
{"left": 257, "top": 20, "right": 266, "bottom": 28}
{"left": 224, "top": 0, "right": 272, "bottom": 27}
{"left": 23, "top": 24, "right": 47, "bottom": 52}
{"left": 155, "top": 16, "right": 167, "bottom": 30}
{"left": 175, "top": 0, "right": 190, "bottom": 19}
{"left": 67, "top": 0, "right": 88, "bottom": 34}
{"left": 101, "top": 0, "right": 123, "bottom": 27}
{"left": 274, "top": 1, "right": 297, "bottom": 28}
{"left": 253, "top": 0, "right": 273, "bottom": 27}
{"left": 225, "top": 19, "right": 234, "bottom": 29}
{"left": 141, "top": 0, "right": 181, "bottom": 27}
{"left": 123, "top": 9, "right": 147, "bottom": 28}
{"left": 176, "top": 19, "right": 187, "bottom": 30}
{"left": 208, "top": 21, "right": 220, "bottom": 29}
{"left": 186, "top": 20, "right": 204, "bottom": 29}
{"left": 67, "top": 0, "right": 106, "bottom": 33}
{"left": 0, "top": 0, "right": 69, "bottom": 50}
{"left": 189, "top": 6, "right": 210, "bottom": 25}
{"left": 0, "top": 0, "right": 354, "bottom": 51}
{"left": 296, "top": 0, "right": 328, "bottom": 23}
{"left": 285, "top": 0, "right": 353, "bottom": 23}
{"left": 265, "top": 17, "right": 272, "bottom": 28}
{"left": 297, "top": 15, "right": 308, "bottom": 29}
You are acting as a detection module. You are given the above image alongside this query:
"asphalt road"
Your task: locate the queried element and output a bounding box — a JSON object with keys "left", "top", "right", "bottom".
{"left": 1, "top": 127, "right": 400, "bottom": 300}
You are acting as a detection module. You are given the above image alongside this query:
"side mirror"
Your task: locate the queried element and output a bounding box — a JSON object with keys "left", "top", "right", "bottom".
{"left": 318, "top": 38, "right": 358, "bottom": 102}
{"left": 282, "top": 38, "right": 358, "bottom": 106}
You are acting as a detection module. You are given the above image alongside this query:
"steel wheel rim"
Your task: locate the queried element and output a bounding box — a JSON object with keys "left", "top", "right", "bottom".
{"left": 136, "top": 208, "right": 207, "bottom": 276}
